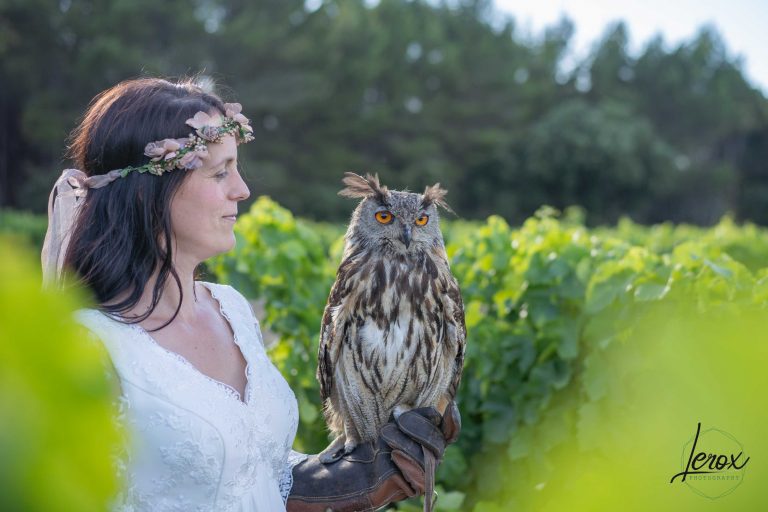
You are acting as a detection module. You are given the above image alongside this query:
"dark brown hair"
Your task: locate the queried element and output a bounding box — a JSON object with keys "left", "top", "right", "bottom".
{"left": 64, "top": 77, "right": 226, "bottom": 329}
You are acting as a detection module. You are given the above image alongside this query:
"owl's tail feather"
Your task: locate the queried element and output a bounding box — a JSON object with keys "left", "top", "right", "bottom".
{"left": 423, "top": 447, "right": 436, "bottom": 512}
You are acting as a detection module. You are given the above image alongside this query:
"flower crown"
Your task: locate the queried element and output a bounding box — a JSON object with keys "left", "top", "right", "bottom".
{"left": 117, "top": 102, "right": 255, "bottom": 178}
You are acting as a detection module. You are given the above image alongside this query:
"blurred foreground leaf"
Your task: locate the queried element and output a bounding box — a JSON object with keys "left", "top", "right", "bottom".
{"left": 0, "top": 238, "right": 122, "bottom": 511}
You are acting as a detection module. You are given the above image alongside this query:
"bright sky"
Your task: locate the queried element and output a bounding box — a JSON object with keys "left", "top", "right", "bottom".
{"left": 493, "top": 0, "right": 767, "bottom": 95}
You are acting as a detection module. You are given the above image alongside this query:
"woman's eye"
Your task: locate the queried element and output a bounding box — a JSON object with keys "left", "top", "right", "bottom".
{"left": 415, "top": 214, "right": 429, "bottom": 226}
{"left": 375, "top": 211, "right": 394, "bottom": 224}
{"left": 214, "top": 170, "right": 228, "bottom": 180}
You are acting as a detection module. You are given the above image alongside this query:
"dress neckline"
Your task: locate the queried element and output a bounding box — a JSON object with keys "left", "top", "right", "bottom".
{"left": 122, "top": 282, "right": 253, "bottom": 406}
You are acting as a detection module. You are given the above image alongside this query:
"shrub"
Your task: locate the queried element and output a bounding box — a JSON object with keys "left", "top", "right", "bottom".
{"left": 210, "top": 200, "right": 768, "bottom": 509}
{"left": 0, "top": 238, "right": 123, "bottom": 511}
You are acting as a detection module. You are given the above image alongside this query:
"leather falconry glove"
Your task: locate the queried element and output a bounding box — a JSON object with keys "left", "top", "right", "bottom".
{"left": 286, "top": 402, "right": 461, "bottom": 512}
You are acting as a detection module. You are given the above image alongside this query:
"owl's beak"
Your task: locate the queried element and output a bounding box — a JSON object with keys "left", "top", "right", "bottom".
{"left": 401, "top": 225, "right": 412, "bottom": 249}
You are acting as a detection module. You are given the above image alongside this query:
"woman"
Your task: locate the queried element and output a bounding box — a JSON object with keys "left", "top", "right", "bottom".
{"left": 42, "top": 77, "right": 459, "bottom": 511}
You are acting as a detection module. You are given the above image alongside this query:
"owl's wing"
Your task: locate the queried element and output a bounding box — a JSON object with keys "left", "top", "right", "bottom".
{"left": 317, "top": 257, "right": 357, "bottom": 403}
{"left": 444, "top": 274, "right": 467, "bottom": 399}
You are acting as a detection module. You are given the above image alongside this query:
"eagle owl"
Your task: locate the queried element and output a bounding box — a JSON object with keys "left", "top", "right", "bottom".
{"left": 317, "top": 173, "right": 466, "bottom": 471}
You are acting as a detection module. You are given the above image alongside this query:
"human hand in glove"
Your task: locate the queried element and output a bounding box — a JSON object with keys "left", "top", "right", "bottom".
{"left": 286, "top": 402, "right": 461, "bottom": 512}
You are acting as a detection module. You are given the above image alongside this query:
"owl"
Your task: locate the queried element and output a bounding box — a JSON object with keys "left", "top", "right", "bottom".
{"left": 317, "top": 173, "right": 466, "bottom": 471}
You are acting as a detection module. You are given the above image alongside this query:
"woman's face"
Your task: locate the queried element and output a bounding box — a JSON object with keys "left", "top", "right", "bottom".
{"left": 170, "top": 133, "right": 250, "bottom": 264}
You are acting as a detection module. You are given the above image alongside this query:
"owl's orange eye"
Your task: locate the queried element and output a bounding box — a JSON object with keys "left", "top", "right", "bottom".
{"left": 375, "top": 211, "right": 394, "bottom": 224}
{"left": 415, "top": 214, "right": 429, "bottom": 226}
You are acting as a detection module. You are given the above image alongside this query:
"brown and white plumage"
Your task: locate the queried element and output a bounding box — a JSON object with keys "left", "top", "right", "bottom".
{"left": 317, "top": 173, "right": 466, "bottom": 471}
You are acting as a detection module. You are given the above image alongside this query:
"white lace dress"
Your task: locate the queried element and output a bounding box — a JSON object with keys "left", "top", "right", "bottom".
{"left": 76, "top": 282, "right": 306, "bottom": 512}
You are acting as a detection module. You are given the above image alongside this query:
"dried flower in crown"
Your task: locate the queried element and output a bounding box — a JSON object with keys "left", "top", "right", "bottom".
{"left": 116, "top": 103, "right": 254, "bottom": 178}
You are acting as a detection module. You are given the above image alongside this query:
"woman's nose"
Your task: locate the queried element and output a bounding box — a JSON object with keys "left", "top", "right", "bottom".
{"left": 231, "top": 170, "right": 250, "bottom": 201}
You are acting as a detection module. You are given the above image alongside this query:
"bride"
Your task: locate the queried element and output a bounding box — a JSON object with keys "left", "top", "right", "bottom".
{"left": 42, "top": 77, "right": 459, "bottom": 511}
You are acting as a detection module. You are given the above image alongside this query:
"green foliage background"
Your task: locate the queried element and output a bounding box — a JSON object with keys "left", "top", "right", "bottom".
{"left": 209, "top": 197, "right": 768, "bottom": 510}
{"left": 0, "top": 209, "right": 48, "bottom": 249}
{"left": 2, "top": 199, "right": 767, "bottom": 509}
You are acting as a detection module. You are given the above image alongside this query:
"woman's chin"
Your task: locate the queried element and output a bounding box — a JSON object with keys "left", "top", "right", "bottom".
{"left": 222, "top": 234, "right": 237, "bottom": 254}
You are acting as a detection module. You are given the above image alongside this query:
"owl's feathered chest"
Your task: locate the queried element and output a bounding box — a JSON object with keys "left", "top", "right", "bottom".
{"left": 351, "top": 259, "right": 441, "bottom": 363}
{"left": 318, "top": 245, "right": 465, "bottom": 440}
{"left": 336, "top": 250, "right": 445, "bottom": 337}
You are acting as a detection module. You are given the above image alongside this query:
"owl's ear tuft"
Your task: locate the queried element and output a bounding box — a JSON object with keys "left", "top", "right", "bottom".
{"left": 339, "top": 172, "right": 390, "bottom": 202}
{"left": 422, "top": 183, "right": 455, "bottom": 214}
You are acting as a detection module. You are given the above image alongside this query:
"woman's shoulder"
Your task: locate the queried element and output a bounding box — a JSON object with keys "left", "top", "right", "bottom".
{"left": 71, "top": 309, "right": 144, "bottom": 376}
{"left": 74, "top": 307, "right": 118, "bottom": 332}
{"left": 198, "top": 280, "right": 237, "bottom": 296}
{"left": 73, "top": 308, "right": 136, "bottom": 347}
{"left": 199, "top": 281, "right": 250, "bottom": 309}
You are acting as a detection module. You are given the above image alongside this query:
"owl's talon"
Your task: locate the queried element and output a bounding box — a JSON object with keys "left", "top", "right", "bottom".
{"left": 318, "top": 436, "right": 347, "bottom": 464}
{"left": 393, "top": 404, "right": 412, "bottom": 420}
{"left": 343, "top": 440, "right": 358, "bottom": 455}
{"left": 318, "top": 449, "right": 342, "bottom": 464}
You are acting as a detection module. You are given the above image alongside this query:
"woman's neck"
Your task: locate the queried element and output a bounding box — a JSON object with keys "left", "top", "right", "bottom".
{"left": 116, "top": 253, "right": 206, "bottom": 330}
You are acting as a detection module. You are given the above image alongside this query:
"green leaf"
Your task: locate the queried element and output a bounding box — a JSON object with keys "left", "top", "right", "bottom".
{"left": 585, "top": 269, "right": 634, "bottom": 314}
{"left": 507, "top": 427, "right": 532, "bottom": 460}
{"left": 583, "top": 353, "right": 608, "bottom": 401}
{"left": 556, "top": 323, "right": 580, "bottom": 360}
{"left": 633, "top": 282, "right": 669, "bottom": 301}
{"left": 703, "top": 258, "right": 734, "bottom": 278}
{"left": 465, "top": 300, "right": 485, "bottom": 329}
{"left": 437, "top": 490, "right": 466, "bottom": 510}
{"left": 0, "top": 239, "right": 122, "bottom": 511}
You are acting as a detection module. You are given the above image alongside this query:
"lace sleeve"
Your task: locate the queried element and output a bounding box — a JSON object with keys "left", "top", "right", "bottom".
{"left": 279, "top": 450, "right": 309, "bottom": 503}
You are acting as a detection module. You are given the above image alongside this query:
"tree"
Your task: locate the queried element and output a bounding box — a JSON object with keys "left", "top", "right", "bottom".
{"left": 512, "top": 99, "right": 679, "bottom": 224}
